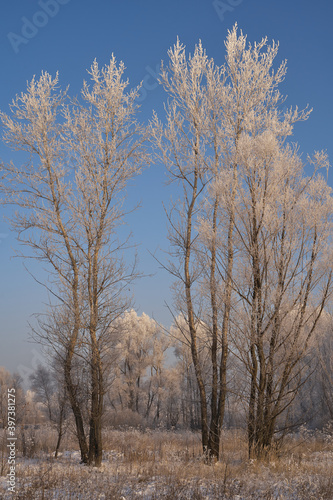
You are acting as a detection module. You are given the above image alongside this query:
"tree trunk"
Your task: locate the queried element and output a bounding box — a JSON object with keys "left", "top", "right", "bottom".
{"left": 88, "top": 341, "right": 103, "bottom": 467}
{"left": 64, "top": 352, "right": 88, "bottom": 464}
{"left": 184, "top": 141, "right": 209, "bottom": 456}
{"left": 248, "top": 343, "right": 257, "bottom": 459}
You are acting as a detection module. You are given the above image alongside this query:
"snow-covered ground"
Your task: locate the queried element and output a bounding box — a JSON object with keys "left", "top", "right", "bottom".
{"left": 1, "top": 429, "right": 333, "bottom": 499}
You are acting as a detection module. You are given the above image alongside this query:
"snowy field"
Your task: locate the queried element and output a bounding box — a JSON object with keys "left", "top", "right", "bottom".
{"left": 1, "top": 428, "right": 333, "bottom": 499}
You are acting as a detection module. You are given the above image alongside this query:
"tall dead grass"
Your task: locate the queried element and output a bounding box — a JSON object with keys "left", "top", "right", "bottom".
{"left": 0, "top": 427, "right": 332, "bottom": 499}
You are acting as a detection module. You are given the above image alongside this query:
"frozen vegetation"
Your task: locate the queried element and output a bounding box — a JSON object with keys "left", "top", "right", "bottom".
{"left": 1, "top": 25, "right": 333, "bottom": 499}
{"left": 1, "top": 428, "right": 333, "bottom": 499}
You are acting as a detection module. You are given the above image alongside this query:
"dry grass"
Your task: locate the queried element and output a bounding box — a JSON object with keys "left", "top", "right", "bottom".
{"left": 1, "top": 428, "right": 333, "bottom": 499}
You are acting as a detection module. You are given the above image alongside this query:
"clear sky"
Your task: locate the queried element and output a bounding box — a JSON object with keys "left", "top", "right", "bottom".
{"left": 0, "top": 0, "right": 332, "bottom": 382}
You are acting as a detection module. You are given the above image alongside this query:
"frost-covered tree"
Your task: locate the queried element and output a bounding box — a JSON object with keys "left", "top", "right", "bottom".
{"left": 152, "top": 35, "right": 224, "bottom": 459}
{"left": 223, "top": 133, "right": 333, "bottom": 457}
{"left": 153, "top": 24, "right": 314, "bottom": 460}
{"left": 170, "top": 316, "right": 211, "bottom": 430}
{"left": 107, "top": 310, "right": 168, "bottom": 422}
{"left": 0, "top": 58, "right": 147, "bottom": 466}
{"left": 300, "top": 313, "right": 333, "bottom": 429}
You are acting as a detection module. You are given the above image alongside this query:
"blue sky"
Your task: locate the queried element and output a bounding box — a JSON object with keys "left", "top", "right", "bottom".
{"left": 0, "top": 0, "right": 332, "bottom": 381}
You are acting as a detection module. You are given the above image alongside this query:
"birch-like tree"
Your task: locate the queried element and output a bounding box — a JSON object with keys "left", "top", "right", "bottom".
{"left": 153, "top": 25, "right": 312, "bottom": 460}
{"left": 151, "top": 39, "right": 214, "bottom": 457}
{"left": 0, "top": 58, "right": 147, "bottom": 466}
{"left": 224, "top": 132, "right": 333, "bottom": 457}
